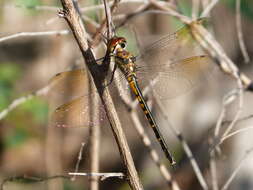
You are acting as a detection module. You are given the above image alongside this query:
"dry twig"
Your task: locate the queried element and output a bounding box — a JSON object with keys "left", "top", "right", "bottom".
{"left": 235, "top": 0, "right": 250, "bottom": 63}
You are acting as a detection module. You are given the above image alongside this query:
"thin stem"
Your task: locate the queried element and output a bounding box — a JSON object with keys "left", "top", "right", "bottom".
{"left": 0, "top": 86, "right": 50, "bottom": 120}
{"left": 155, "top": 97, "right": 209, "bottom": 190}
{"left": 201, "top": 0, "right": 219, "bottom": 17}
{"left": 192, "top": 0, "right": 200, "bottom": 19}
{"left": 0, "top": 30, "right": 69, "bottom": 43}
{"left": 69, "top": 172, "right": 125, "bottom": 180}
{"left": 71, "top": 142, "right": 86, "bottom": 181}
{"left": 235, "top": 0, "right": 250, "bottom": 63}
{"left": 221, "top": 148, "right": 253, "bottom": 190}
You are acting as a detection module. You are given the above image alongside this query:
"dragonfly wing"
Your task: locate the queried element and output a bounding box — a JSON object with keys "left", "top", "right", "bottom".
{"left": 47, "top": 69, "right": 108, "bottom": 128}
{"left": 51, "top": 95, "right": 106, "bottom": 128}
{"left": 47, "top": 69, "right": 90, "bottom": 110}
{"left": 136, "top": 19, "right": 207, "bottom": 66}
{"left": 136, "top": 55, "right": 212, "bottom": 99}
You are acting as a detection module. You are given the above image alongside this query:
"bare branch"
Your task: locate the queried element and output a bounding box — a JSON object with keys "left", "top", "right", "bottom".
{"left": 221, "top": 147, "right": 253, "bottom": 190}
{"left": 0, "top": 86, "right": 50, "bottom": 121}
{"left": 89, "top": 82, "right": 101, "bottom": 190}
{"left": 222, "top": 80, "right": 244, "bottom": 139}
{"left": 192, "top": 0, "right": 200, "bottom": 19}
{"left": 210, "top": 150, "right": 219, "bottom": 190}
{"left": 190, "top": 21, "right": 253, "bottom": 90}
{"left": 68, "top": 172, "right": 125, "bottom": 180}
{"left": 220, "top": 126, "right": 253, "bottom": 144}
{"left": 71, "top": 142, "right": 86, "bottom": 181}
{"left": 201, "top": 0, "right": 219, "bottom": 17}
{"left": 1, "top": 175, "right": 70, "bottom": 190}
{"left": 0, "top": 30, "right": 69, "bottom": 43}
{"left": 155, "top": 97, "right": 209, "bottom": 190}
{"left": 235, "top": 0, "right": 250, "bottom": 63}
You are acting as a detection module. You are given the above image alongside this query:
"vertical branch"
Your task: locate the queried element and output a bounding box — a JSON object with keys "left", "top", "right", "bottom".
{"left": 72, "top": 142, "right": 86, "bottom": 181}
{"left": 192, "top": 0, "right": 200, "bottom": 19}
{"left": 59, "top": 1, "right": 143, "bottom": 189}
{"left": 209, "top": 149, "right": 219, "bottom": 190}
{"left": 89, "top": 88, "right": 101, "bottom": 190}
{"left": 103, "top": 0, "right": 113, "bottom": 38}
{"left": 235, "top": 0, "right": 250, "bottom": 63}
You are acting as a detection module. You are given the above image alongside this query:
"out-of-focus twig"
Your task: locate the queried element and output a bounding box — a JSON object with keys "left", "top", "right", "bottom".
{"left": 0, "top": 86, "right": 50, "bottom": 120}
{"left": 0, "top": 30, "right": 69, "bottom": 43}
{"left": 235, "top": 0, "right": 250, "bottom": 63}
{"left": 201, "top": 0, "right": 219, "bottom": 17}
{"left": 149, "top": 0, "right": 191, "bottom": 24}
{"left": 190, "top": 21, "right": 253, "bottom": 90}
{"left": 0, "top": 175, "right": 70, "bottom": 190}
{"left": 192, "top": 0, "right": 200, "bottom": 19}
{"left": 103, "top": 0, "right": 113, "bottom": 38}
{"left": 68, "top": 172, "right": 125, "bottom": 180}
{"left": 221, "top": 147, "right": 253, "bottom": 190}
{"left": 220, "top": 126, "right": 253, "bottom": 145}
{"left": 10, "top": 4, "right": 59, "bottom": 11}
{"left": 221, "top": 80, "right": 244, "bottom": 139}
{"left": 91, "top": 0, "right": 120, "bottom": 46}
{"left": 72, "top": 142, "right": 86, "bottom": 181}
{"left": 155, "top": 96, "right": 209, "bottom": 190}
{"left": 210, "top": 150, "right": 218, "bottom": 190}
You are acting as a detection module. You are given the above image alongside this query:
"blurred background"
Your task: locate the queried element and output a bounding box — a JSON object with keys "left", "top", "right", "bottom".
{"left": 0, "top": 0, "right": 253, "bottom": 190}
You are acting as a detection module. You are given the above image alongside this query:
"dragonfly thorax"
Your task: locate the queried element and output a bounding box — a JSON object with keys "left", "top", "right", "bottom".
{"left": 115, "top": 49, "right": 137, "bottom": 78}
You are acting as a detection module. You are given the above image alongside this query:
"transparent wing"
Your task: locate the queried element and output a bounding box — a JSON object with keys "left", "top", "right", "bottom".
{"left": 136, "top": 55, "right": 212, "bottom": 99}
{"left": 47, "top": 67, "right": 128, "bottom": 128}
{"left": 47, "top": 69, "right": 90, "bottom": 110}
{"left": 51, "top": 95, "right": 107, "bottom": 128}
{"left": 136, "top": 18, "right": 208, "bottom": 66}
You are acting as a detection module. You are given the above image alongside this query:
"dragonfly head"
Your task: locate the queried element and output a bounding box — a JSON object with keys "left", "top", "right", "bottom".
{"left": 107, "top": 36, "right": 127, "bottom": 54}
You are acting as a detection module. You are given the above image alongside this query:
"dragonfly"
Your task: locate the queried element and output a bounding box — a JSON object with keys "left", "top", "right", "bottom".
{"left": 48, "top": 21, "right": 211, "bottom": 165}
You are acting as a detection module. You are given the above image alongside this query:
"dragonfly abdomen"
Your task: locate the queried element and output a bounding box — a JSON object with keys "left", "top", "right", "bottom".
{"left": 128, "top": 76, "right": 176, "bottom": 165}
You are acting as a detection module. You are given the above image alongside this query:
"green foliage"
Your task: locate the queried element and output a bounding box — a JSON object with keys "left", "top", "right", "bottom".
{"left": 20, "top": 97, "right": 48, "bottom": 124}
{"left": 0, "top": 63, "right": 22, "bottom": 110}
{"left": 177, "top": 1, "right": 192, "bottom": 17}
{"left": 224, "top": 0, "right": 253, "bottom": 20}
{"left": 3, "top": 128, "right": 28, "bottom": 148}
{"left": 15, "top": 0, "right": 41, "bottom": 8}
{"left": 0, "top": 63, "right": 48, "bottom": 148}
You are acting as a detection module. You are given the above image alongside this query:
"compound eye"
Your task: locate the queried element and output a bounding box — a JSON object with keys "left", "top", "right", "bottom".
{"left": 120, "top": 42, "right": 126, "bottom": 49}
